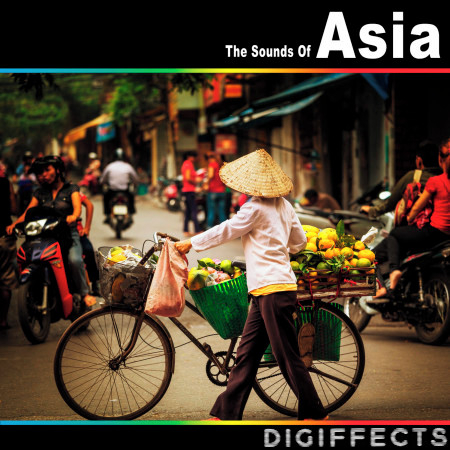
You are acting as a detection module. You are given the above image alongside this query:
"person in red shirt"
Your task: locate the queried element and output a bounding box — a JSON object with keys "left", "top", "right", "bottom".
{"left": 205, "top": 152, "right": 227, "bottom": 229}
{"left": 376, "top": 140, "right": 450, "bottom": 298}
{"left": 181, "top": 151, "right": 201, "bottom": 236}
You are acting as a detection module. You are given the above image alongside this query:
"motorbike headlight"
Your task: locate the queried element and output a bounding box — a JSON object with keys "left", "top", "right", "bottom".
{"left": 442, "top": 247, "right": 450, "bottom": 258}
{"left": 24, "top": 220, "right": 45, "bottom": 236}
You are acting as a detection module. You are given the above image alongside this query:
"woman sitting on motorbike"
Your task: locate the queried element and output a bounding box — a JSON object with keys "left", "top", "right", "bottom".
{"left": 375, "top": 140, "right": 450, "bottom": 298}
{"left": 6, "top": 155, "right": 96, "bottom": 307}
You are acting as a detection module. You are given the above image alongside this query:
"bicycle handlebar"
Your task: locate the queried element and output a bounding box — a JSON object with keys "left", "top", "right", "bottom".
{"left": 153, "top": 231, "right": 180, "bottom": 243}
{"left": 139, "top": 232, "right": 180, "bottom": 266}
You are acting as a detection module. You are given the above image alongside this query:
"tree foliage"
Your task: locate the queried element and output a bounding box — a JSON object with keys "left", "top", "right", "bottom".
{"left": 1, "top": 73, "right": 214, "bottom": 153}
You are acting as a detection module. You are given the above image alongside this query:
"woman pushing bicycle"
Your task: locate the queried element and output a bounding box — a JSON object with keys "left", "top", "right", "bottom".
{"left": 175, "top": 148, "right": 328, "bottom": 421}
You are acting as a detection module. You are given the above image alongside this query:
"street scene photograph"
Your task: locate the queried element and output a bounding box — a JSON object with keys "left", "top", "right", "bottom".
{"left": 0, "top": 72, "right": 449, "bottom": 425}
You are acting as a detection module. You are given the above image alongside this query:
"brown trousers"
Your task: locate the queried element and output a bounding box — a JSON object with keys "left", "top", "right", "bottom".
{"left": 210, "top": 291, "right": 326, "bottom": 420}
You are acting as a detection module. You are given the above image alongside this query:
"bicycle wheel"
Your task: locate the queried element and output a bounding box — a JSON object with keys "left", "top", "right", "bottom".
{"left": 54, "top": 305, "right": 174, "bottom": 420}
{"left": 253, "top": 300, "right": 365, "bottom": 417}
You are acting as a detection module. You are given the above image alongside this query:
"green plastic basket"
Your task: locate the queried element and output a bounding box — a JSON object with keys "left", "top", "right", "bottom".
{"left": 297, "top": 303, "right": 343, "bottom": 361}
{"left": 190, "top": 275, "right": 249, "bottom": 339}
{"left": 263, "top": 303, "right": 343, "bottom": 362}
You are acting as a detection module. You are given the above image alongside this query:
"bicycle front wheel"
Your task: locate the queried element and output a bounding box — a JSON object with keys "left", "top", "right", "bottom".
{"left": 54, "top": 305, "right": 174, "bottom": 420}
{"left": 253, "top": 300, "right": 365, "bottom": 417}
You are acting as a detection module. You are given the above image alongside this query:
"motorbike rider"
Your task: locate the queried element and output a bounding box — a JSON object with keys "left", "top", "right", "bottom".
{"left": 99, "top": 148, "right": 139, "bottom": 225}
{"left": 0, "top": 176, "right": 18, "bottom": 330}
{"left": 6, "top": 155, "right": 96, "bottom": 308}
{"left": 302, "top": 188, "right": 341, "bottom": 211}
{"left": 80, "top": 152, "right": 101, "bottom": 194}
{"left": 360, "top": 140, "right": 441, "bottom": 285}
{"left": 360, "top": 140, "right": 441, "bottom": 219}
{"left": 373, "top": 140, "right": 450, "bottom": 299}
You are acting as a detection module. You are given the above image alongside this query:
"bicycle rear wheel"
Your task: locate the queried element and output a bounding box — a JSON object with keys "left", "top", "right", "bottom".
{"left": 253, "top": 300, "right": 365, "bottom": 417}
{"left": 54, "top": 305, "right": 174, "bottom": 420}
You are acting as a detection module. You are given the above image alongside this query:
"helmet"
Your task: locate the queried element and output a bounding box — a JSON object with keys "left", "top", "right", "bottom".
{"left": 23, "top": 151, "right": 33, "bottom": 161}
{"left": 30, "top": 155, "right": 66, "bottom": 181}
{"left": 115, "top": 148, "right": 124, "bottom": 160}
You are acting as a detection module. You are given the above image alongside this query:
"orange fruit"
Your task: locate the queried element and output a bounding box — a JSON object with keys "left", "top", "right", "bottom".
{"left": 356, "top": 257, "right": 372, "bottom": 268}
{"left": 357, "top": 249, "right": 376, "bottom": 263}
{"left": 340, "top": 247, "right": 354, "bottom": 260}
{"left": 305, "top": 231, "right": 318, "bottom": 240}
{"left": 303, "top": 225, "right": 320, "bottom": 234}
{"left": 349, "top": 258, "right": 358, "bottom": 267}
{"left": 305, "top": 242, "right": 317, "bottom": 252}
{"left": 318, "top": 239, "right": 334, "bottom": 250}
{"left": 308, "top": 236, "right": 318, "bottom": 244}
{"left": 318, "top": 229, "right": 338, "bottom": 242}
{"left": 353, "top": 240, "right": 366, "bottom": 251}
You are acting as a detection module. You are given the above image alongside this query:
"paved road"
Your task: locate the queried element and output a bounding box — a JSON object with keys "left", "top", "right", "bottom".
{"left": 0, "top": 194, "right": 449, "bottom": 421}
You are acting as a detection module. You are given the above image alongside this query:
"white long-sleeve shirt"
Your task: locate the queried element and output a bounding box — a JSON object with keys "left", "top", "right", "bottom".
{"left": 191, "top": 197, "right": 307, "bottom": 292}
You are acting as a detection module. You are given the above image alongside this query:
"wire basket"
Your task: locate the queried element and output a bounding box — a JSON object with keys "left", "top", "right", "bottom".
{"left": 96, "top": 246, "right": 155, "bottom": 306}
{"left": 295, "top": 267, "right": 377, "bottom": 300}
{"left": 189, "top": 274, "right": 249, "bottom": 339}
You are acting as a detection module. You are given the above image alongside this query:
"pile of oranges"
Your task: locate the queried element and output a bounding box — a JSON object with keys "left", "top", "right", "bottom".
{"left": 291, "top": 225, "right": 377, "bottom": 286}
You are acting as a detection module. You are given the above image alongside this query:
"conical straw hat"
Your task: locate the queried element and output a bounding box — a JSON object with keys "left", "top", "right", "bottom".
{"left": 219, "top": 148, "right": 293, "bottom": 198}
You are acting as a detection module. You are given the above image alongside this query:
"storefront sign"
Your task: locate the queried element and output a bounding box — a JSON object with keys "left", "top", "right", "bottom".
{"left": 96, "top": 121, "right": 116, "bottom": 143}
{"left": 215, "top": 134, "right": 237, "bottom": 154}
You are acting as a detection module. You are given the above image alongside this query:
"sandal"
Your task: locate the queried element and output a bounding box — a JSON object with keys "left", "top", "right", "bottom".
{"left": 83, "top": 295, "right": 97, "bottom": 307}
{"left": 298, "top": 323, "right": 315, "bottom": 368}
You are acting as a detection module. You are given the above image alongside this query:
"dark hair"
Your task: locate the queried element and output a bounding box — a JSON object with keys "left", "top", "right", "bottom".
{"left": 183, "top": 151, "right": 198, "bottom": 160}
{"left": 30, "top": 155, "right": 66, "bottom": 182}
{"left": 417, "top": 140, "right": 439, "bottom": 168}
{"left": 304, "top": 188, "right": 318, "bottom": 200}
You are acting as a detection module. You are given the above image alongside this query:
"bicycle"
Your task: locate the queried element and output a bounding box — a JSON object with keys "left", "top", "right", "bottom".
{"left": 53, "top": 232, "right": 365, "bottom": 420}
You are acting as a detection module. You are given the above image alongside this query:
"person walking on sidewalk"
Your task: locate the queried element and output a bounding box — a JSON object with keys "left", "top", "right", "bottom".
{"left": 175, "top": 148, "right": 327, "bottom": 421}
{"left": 205, "top": 151, "right": 227, "bottom": 229}
{"left": 181, "top": 151, "right": 201, "bottom": 236}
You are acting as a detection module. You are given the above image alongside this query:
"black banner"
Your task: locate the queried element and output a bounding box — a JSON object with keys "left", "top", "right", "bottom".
{"left": 3, "top": 7, "right": 450, "bottom": 70}
{"left": 1, "top": 422, "right": 449, "bottom": 449}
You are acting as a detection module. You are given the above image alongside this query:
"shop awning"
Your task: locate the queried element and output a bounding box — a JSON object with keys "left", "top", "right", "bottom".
{"left": 213, "top": 92, "right": 323, "bottom": 129}
{"left": 253, "top": 73, "right": 355, "bottom": 108}
{"left": 211, "top": 72, "right": 390, "bottom": 131}
{"left": 63, "top": 114, "right": 112, "bottom": 145}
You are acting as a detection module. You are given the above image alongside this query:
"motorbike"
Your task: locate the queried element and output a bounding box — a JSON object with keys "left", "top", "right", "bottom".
{"left": 346, "top": 240, "right": 450, "bottom": 345}
{"left": 163, "top": 175, "right": 183, "bottom": 211}
{"left": 78, "top": 169, "right": 100, "bottom": 196}
{"left": 14, "top": 206, "right": 89, "bottom": 344}
{"left": 107, "top": 189, "right": 133, "bottom": 239}
{"left": 324, "top": 182, "right": 450, "bottom": 345}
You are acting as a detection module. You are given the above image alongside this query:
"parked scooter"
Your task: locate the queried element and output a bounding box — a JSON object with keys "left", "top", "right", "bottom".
{"left": 163, "top": 175, "right": 183, "bottom": 211}
{"left": 14, "top": 206, "right": 90, "bottom": 344}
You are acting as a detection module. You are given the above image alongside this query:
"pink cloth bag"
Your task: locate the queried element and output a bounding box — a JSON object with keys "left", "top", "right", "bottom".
{"left": 145, "top": 238, "right": 188, "bottom": 317}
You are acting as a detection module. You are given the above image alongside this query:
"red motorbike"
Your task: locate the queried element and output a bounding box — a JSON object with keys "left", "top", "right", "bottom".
{"left": 15, "top": 206, "right": 89, "bottom": 344}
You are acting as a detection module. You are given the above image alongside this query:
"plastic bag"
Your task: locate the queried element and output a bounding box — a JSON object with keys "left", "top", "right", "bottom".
{"left": 145, "top": 238, "right": 188, "bottom": 317}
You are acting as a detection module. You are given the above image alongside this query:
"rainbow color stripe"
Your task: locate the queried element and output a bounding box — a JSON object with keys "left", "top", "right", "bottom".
{"left": 1, "top": 420, "right": 450, "bottom": 425}
{"left": 1, "top": 68, "right": 450, "bottom": 73}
